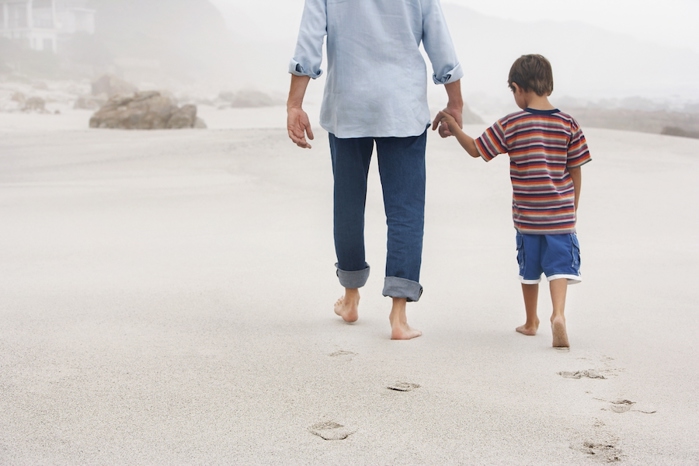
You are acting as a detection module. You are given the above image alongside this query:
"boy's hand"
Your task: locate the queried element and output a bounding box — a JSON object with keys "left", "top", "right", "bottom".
{"left": 287, "top": 106, "right": 314, "bottom": 149}
{"left": 432, "top": 110, "right": 460, "bottom": 137}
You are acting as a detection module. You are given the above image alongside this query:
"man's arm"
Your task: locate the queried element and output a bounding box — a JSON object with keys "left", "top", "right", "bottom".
{"left": 568, "top": 166, "right": 582, "bottom": 211}
{"left": 287, "top": 75, "right": 314, "bottom": 149}
{"left": 432, "top": 80, "right": 463, "bottom": 138}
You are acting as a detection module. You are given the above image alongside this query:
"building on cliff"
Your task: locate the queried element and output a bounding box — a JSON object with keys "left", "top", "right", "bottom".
{"left": 0, "top": 0, "right": 95, "bottom": 53}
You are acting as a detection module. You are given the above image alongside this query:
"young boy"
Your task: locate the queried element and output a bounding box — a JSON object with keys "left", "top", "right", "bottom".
{"left": 434, "top": 54, "right": 591, "bottom": 348}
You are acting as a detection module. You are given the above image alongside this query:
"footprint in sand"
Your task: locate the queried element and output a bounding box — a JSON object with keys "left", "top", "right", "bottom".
{"left": 308, "top": 421, "right": 356, "bottom": 441}
{"left": 571, "top": 420, "right": 623, "bottom": 463}
{"left": 609, "top": 399, "right": 635, "bottom": 413}
{"left": 593, "top": 398, "right": 657, "bottom": 414}
{"left": 574, "top": 441, "right": 623, "bottom": 463}
{"left": 329, "top": 350, "right": 357, "bottom": 359}
{"left": 387, "top": 382, "right": 421, "bottom": 392}
{"left": 558, "top": 370, "right": 607, "bottom": 380}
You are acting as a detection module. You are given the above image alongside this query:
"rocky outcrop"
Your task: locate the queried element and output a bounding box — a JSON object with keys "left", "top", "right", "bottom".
{"left": 167, "top": 104, "right": 198, "bottom": 129}
{"left": 23, "top": 96, "right": 47, "bottom": 113}
{"left": 89, "top": 91, "right": 205, "bottom": 130}
{"left": 462, "top": 103, "right": 484, "bottom": 124}
{"left": 11, "top": 92, "right": 25, "bottom": 104}
{"left": 568, "top": 107, "right": 699, "bottom": 140}
{"left": 218, "top": 90, "right": 281, "bottom": 108}
{"left": 74, "top": 95, "right": 107, "bottom": 110}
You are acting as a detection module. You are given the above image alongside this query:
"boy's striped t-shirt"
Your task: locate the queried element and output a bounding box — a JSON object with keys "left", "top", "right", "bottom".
{"left": 474, "top": 108, "right": 591, "bottom": 234}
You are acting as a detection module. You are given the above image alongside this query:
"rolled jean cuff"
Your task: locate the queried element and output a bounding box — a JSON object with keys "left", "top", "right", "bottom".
{"left": 382, "top": 277, "right": 423, "bottom": 302}
{"left": 335, "top": 263, "right": 370, "bottom": 289}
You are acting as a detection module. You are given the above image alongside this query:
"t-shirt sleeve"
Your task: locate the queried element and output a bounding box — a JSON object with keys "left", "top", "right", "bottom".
{"left": 567, "top": 120, "right": 591, "bottom": 168}
{"left": 474, "top": 119, "right": 508, "bottom": 162}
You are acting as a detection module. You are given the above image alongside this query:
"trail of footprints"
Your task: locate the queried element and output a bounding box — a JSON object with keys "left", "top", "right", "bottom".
{"left": 308, "top": 349, "right": 421, "bottom": 441}
{"left": 560, "top": 354, "right": 657, "bottom": 462}
{"left": 310, "top": 349, "right": 656, "bottom": 465}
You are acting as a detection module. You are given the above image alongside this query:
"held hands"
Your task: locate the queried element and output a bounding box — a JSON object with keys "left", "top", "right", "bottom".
{"left": 431, "top": 108, "right": 462, "bottom": 138}
{"left": 287, "top": 106, "right": 314, "bottom": 149}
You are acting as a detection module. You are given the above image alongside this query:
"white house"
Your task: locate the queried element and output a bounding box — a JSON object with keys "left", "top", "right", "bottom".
{"left": 0, "top": 0, "right": 95, "bottom": 53}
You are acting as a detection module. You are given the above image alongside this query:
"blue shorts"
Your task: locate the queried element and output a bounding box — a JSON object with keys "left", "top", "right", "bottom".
{"left": 516, "top": 232, "right": 582, "bottom": 284}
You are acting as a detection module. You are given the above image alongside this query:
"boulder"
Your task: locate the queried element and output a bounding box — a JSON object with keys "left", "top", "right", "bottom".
{"left": 89, "top": 91, "right": 204, "bottom": 130}
{"left": 218, "top": 91, "right": 235, "bottom": 102}
{"left": 166, "top": 104, "right": 197, "bottom": 129}
{"left": 91, "top": 74, "right": 138, "bottom": 98}
{"left": 218, "top": 89, "right": 280, "bottom": 108}
{"left": 229, "top": 90, "right": 277, "bottom": 108}
{"left": 462, "top": 103, "right": 484, "bottom": 124}
{"left": 23, "top": 96, "right": 46, "bottom": 113}
{"left": 74, "top": 95, "right": 107, "bottom": 110}
{"left": 11, "top": 92, "right": 25, "bottom": 104}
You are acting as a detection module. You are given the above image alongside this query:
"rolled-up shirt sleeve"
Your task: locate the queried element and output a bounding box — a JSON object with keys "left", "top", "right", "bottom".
{"left": 289, "top": 0, "right": 327, "bottom": 79}
{"left": 421, "top": 0, "right": 463, "bottom": 85}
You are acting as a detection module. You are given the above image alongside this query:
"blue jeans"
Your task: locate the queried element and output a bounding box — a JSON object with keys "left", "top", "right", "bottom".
{"left": 329, "top": 129, "right": 427, "bottom": 302}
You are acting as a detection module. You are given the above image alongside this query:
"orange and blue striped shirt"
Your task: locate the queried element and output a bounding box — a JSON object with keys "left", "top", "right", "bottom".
{"left": 475, "top": 108, "right": 591, "bottom": 234}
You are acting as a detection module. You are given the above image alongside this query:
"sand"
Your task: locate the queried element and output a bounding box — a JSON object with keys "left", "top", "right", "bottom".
{"left": 1, "top": 106, "right": 698, "bottom": 465}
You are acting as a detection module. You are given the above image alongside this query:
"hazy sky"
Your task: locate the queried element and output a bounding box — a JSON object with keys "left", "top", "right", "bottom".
{"left": 211, "top": 0, "right": 699, "bottom": 53}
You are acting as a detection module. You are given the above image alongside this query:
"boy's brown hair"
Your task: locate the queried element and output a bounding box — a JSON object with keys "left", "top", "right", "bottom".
{"left": 508, "top": 54, "right": 554, "bottom": 96}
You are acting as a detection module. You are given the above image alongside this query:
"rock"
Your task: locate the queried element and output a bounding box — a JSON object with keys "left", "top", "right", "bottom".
{"left": 462, "top": 103, "right": 484, "bottom": 124}
{"left": 218, "top": 89, "right": 280, "bottom": 108}
{"left": 74, "top": 95, "right": 106, "bottom": 110}
{"left": 194, "top": 117, "right": 207, "bottom": 129}
{"left": 218, "top": 91, "right": 235, "bottom": 102}
{"left": 11, "top": 92, "right": 25, "bottom": 104}
{"left": 229, "top": 90, "right": 277, "bottom": 108}
{"left": 89, "top": 91, "right": 202, "bottom": 130}
{"left": 23, "top": 97, "right": 46, "bottom": 113}
{"left": 91, "top": 74, "right": 138, "bottom": 98}
{"left": 166, "top": 104, "right": 197, "bottom": 129}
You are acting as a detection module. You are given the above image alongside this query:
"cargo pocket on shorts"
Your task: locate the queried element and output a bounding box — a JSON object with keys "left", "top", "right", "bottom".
{"left": 516, "top": 233, "right": 525, "bottom": 275}
{"left": 571, "top": 233, "right": 581, "bottom": 268}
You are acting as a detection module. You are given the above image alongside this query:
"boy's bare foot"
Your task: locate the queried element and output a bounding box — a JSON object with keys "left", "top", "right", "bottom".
{"left": 516, "top": 320, "right": 540, "bottom": 336}
{"left": 334, "top": 295, "right": 359, "bottom": 323}
{"left": 551, "top": 316, "right": 570, "bottom": 348}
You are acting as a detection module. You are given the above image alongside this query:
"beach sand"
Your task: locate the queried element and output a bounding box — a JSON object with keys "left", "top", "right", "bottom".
{"left": 1, "top": 107, "right": 697, "bottom": 464}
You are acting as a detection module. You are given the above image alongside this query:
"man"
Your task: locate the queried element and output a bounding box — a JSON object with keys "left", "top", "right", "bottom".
{"left": 287, "top": 0, "right": 463, "bottom": 340}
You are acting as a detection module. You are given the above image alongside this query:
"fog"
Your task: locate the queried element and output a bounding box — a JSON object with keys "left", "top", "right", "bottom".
{"left": 1, "top": 0, "right": 698, "bottom": 135}
{"left": 210, "top": 0, "right": 699, "bottom": 104}
{"left": 213, "top": 0, "right": 699, "bottom": 54}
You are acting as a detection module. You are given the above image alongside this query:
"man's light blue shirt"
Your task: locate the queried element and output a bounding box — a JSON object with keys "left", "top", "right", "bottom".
{"left": 290, "top": 0, "right": 463, "bottom": 139}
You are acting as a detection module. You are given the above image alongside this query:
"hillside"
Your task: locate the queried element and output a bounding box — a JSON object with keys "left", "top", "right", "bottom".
{"left": 440, "top": 3, "right": 699, "bottom": 101}
{"left": 0, "top": 0, "right": 235, "bottom": 83}
{"left": 90, "top": 0, "right": 234, "bottom": 79}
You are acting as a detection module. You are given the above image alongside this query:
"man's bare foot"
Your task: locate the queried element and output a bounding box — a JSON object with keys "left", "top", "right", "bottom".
{"left": 516, "top": 319, "right": 540, "bottom": 336}
{"left": 551, "top": 316, "right": 569, "bottom": 348}
{"left": 390, "top": 322, "right": 422, "bottom": 340}
{"left": 389, "top": 299, "right": 421, "bottom": 340}
{"left": 334, "top": 294, "right": 359, "bottom": 323}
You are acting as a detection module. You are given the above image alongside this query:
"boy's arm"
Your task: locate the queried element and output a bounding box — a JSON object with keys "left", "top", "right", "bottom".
{"left": 434, "top": 111, "right": 481, "bottom": 158}
{"left": 568, "top": 167, "right": 582, "bottom": 211}
{"left": 287, "top": 74, "right": 314, "bottom": 149}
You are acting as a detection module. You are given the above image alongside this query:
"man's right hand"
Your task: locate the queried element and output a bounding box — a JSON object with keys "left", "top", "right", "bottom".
{"left": 287, "top": 106, "right": 314, "bottom": 149}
